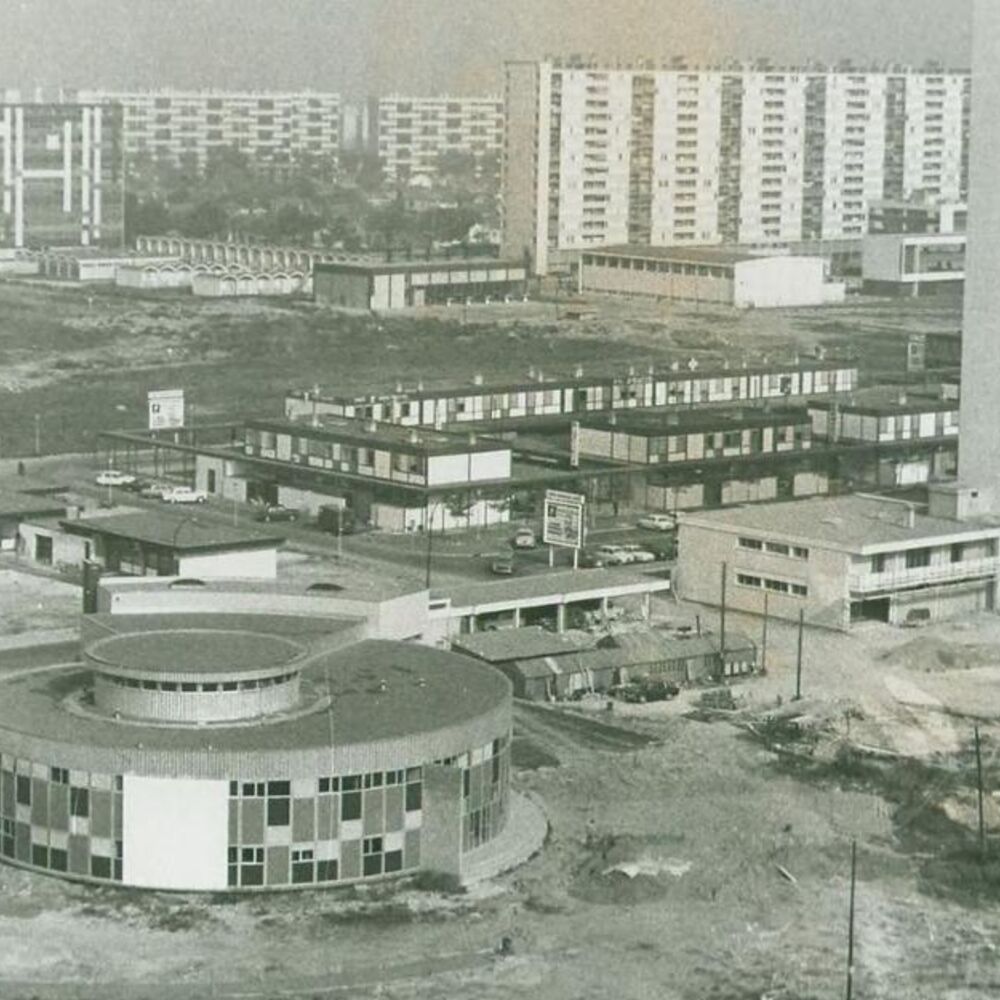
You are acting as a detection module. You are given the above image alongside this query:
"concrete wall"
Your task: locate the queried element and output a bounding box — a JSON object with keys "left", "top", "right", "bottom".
{"left": 676, "top": 521, "right": 851, "bottom": 629}
{"left": 732, "top": 256, "right": 845, "bottom": 308}
{"left": 427, "top": 449, "right": 510, "bottom": 486}
{"left": 580, "top": 258, "right": 734, "bottom": 303}
{"left": 177, "top": 547, "right": 277, "bottom": 580}
{"left": 94, "top": 674, "right": 300, "bottom": 724}
{"left": 122, "top": 776, "right": 229, "bottom": 890}
{"left": 314, "top": 269, "right": 372, "bottom": 310}
{"left": 418, "top": 764, "right": 464, "bottom": 877}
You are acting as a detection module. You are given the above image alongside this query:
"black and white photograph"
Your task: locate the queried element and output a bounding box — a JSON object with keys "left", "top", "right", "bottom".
{"left": 0, "top": 1, "right": 996, "bottom": 996}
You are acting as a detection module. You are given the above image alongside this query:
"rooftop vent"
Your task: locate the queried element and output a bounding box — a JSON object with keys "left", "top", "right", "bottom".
{"left": 473, "top": 373, "right": 484, "bottom": 386}
{"left": 574, "top": 364, "right": 584, "bottom": 378}
{"left": 365, "top": 419, "right": 378, "bottom": 433}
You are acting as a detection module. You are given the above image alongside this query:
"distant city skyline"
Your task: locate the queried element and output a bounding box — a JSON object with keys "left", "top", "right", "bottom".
{"left": 4, "top": 0, "right": 972, "bottom": 98}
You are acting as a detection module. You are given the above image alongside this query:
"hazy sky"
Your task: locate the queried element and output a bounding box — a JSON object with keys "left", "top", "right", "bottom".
{"left": 2, "top": 0, "right": 972, "bottom": 98}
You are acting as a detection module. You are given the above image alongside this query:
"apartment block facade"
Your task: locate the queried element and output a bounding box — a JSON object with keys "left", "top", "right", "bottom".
{"left": 78, "top": 90, "right": 342, "bottom": 172}
{"left": 502, "top": 61, "right": 970, "bottom": 274}
{"left": 0, "top": 102, "right": 124, "bottom": 249}
{"left": 375, "top": 95, "right": 504, "bottom": 184}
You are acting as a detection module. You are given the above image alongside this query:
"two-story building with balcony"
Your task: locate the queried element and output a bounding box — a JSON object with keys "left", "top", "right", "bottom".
{"left": 575, "top": 407, "right": 828, "bottom": 510}
{"left": 195, "top": 417, "right": 512, "bottom": 533}
{"left": 808, "top": 386, "right": 959, "bottom": 488}
{"left": 676, "top": 494, "right": 1000, "bottom": 629}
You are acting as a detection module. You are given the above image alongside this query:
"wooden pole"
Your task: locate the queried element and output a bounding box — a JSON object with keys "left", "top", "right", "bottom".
{"left": 975, "top": 724, "right": 986, "bottom": 859}
{"left": 794, "top": 608, "right": 804, "bottom": 701}
{"left": 846, "top": 839, "right": 857, "bottom": 1000}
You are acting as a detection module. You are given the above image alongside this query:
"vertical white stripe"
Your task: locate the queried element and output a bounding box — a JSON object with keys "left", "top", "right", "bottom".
{"left": 92, "top": 107, "right": 102, "bottom": 236}
{"left": 62, "top": 120, "right": 72, "bottom": 212}
{"left": 2, "top": 106, "right": 11, "bottom": 216}
{"left": 13, "top": 106, "right": 23, "bottom": 247}
{"left": 80, "top": 106, "right": 91, "bottom": 245}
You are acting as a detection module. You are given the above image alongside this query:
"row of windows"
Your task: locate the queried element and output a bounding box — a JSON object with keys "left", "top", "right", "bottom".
{"left": 738, "top": 536, "right": 809, "bottom": 559}
{"left": 736, "top": 573, "right": 808, "bottom": 597}
{"left": 229, "top": 775, "right": 423, "bottom": 826}
{"left": 104, "top": 672, "right": 296, "bottom": 693}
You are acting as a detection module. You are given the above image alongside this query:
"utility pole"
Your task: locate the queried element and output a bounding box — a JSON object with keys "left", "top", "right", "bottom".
{"left": 794, "top": 608, "right": 804, "bottom": 701}
{"left": 719, "top": 562, "right": 728, "bottom": 676}
{"left": 846, "top": 839, "right": 857, "bottom": 1000}
{"left": 34, "top": 414, "right": 40, "bottom": 457}
{"left": 975, "top": 724, "right": 986, "bottom": 859}
{"left": 424, "top": 504, "right": 433, "bottom": 590}
{"left": 761, "top": 589, "right": 769, "bottom": 672}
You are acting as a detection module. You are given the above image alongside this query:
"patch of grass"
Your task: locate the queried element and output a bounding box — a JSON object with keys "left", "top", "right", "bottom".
{"left": 410, "top": 870, "right": 466, "bottom": 895}
{"left": 511, "top": 736, "right": 561, "bottom": 771}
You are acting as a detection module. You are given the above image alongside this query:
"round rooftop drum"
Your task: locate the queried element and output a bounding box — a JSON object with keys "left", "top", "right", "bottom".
{"left": 86, "top": 629, "right": 305, "bottom": 724}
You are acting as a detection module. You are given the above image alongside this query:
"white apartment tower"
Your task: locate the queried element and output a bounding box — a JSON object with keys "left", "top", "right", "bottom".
{"left": 77, "top": 91, "right": 342, "bottom": 173}
{"left": 956, "top": 0, "right": 1000, "bottom": 509}
{"left": 503, "top": 61, "right": 970, "bottom": 274}
{"left": 375, "top": 95, "right": 504, "bottom": 184}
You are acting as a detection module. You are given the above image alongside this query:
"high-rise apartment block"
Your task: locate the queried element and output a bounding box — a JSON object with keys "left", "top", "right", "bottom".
{"left": 375, "top": 95, "right": 504, "bottom": 183}
{"left": 0, "top": 101, "right": 124, "bottom": 249}
{"left": 502, "top": 61, "right": 970, "bottom": 274}
{"left": 76, "top": 90, "right": 342, "bottom": 173}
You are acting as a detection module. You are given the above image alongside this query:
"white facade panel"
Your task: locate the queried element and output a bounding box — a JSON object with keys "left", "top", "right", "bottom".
{"left": 122, "top": 776, "right": 229, "bottom": 890}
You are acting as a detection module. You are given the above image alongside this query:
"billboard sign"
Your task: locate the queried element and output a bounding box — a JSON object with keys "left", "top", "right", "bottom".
{"left": 543, "top": 489, "right": 585, "bottom": 549}
{"left": 148, "top": 389, "right": 185, "bottom": 430}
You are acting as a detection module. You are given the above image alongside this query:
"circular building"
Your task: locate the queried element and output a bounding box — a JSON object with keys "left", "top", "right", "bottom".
{"left": 0, "top": 614, "right": 512, "bottom": 892}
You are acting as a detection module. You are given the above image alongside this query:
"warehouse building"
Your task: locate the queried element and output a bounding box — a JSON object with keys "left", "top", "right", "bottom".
{"left": 313, "top": 257, "right": 527, "bottom": 311}
{"left": 676, "top": 494, "right": 1000, "bottom": 630}
{"left": 0, "top": 595, "right": 522, "bottom": 891}
{"left": 579, "top": 245, "right": 846, "bottom": 308}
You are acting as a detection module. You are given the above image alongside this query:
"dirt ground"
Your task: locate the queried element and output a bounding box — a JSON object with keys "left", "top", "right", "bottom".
{"left": 2, "top": 580, "right": 1000, "bottom": 997}
{"left": 0, "top": 277, "right": 961, "bottom": 456}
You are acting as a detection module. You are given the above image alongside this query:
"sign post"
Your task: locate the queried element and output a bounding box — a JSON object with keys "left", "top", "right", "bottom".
{"left": 148, "top": 389, "right": 185, "bottom": 431}
{"left": 543, "top": 489, "right": 586, "bottom": 568}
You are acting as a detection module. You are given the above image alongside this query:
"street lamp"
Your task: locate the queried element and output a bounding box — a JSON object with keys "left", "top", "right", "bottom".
{"left": 169, "top": 513, "right": 199, "bottom": 575}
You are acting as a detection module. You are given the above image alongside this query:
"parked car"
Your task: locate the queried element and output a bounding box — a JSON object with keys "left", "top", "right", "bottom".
{"left": 596, "top": 543, "right": 631, "bottom": 566}
{"left": 317, "top": 504, "right": 356, "bottom": 535}
{"left": 489, "top": 553, "right": 515, "bottom": 576}
{"left": 120, "top": 477, "right": 152, "bottom": 493}
{"left": 621, "top": 543, "right": 656, "bottom": 564}
{"left": 637, "top": 513, "right": 677, "bottom": 532}
{"left": 511, "top": 527, "right": 537, "bottom": 549}
{"left": 161, "top": 486, "right": 207, "bottom": 504}
{"left": 577, "top": 549, "right": 606, "bottom": 569}
{"left": 255, "top": 504, "right": 297, "bottom": 523}
{"left": 139, "top": 481, "right": 172, "bottom": 500}
{"left": 95, "top": 470, "right": 136, "bottom": 487}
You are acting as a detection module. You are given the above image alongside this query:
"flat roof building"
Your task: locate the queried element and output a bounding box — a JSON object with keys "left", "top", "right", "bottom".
{"left": 313, "top": 257, "right": 527, "bottom": 311}
{"left": 58, "top": 511, "right": 285, "bottom": 579}
{"left": 0, "top": 594, "right": 525, "bottom": 891}
{"left": 579, "top": 245, "right": 846, "bottom": 309}
{"left": 285, "top": 359, "right": 859, "bottom": 431}
{"left": 862, "top": 232, "right": 965, "bottom": 296}
{"left": 677, "top": 494, "right": 1000, "bottom": 629}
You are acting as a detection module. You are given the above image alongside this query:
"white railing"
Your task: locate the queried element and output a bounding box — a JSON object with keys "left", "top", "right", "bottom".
{"left": 848, "top": 557, "right": 1000, "bottom": 594}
